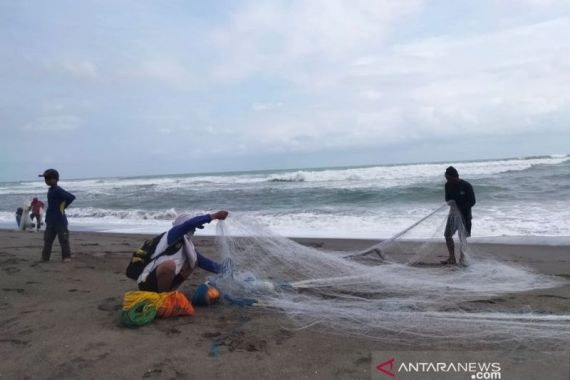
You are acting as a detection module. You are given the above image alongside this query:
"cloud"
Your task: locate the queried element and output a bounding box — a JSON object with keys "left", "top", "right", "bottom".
{"left": 128, "top": 59, "right": 194, "bottom": 89}
{"left": 210, "top": 0, "right": 423, "bottom": 82}
{"left": 252, "top": 102, "right": 284, "bottom": 111}
{"left": 20, "top": 99, "right": 90, "bottom": 132}
{"left": 47, "top": 59, "right": 99, "bottom": 80}
{"left": 359, "top": 90, "right": 384, "bottom": 101}
{"left": 227, "top": 16, "right": 570, "bottom": 153}
{"left": 24, "top": 115, "right": 82, "bottom": 131}
{"left": 1, "top": 0, "right": 569, "bottom": 180}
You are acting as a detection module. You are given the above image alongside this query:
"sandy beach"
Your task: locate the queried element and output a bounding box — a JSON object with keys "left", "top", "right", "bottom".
{"left": 0, "top": 229, "right": 569, "bottom": 380}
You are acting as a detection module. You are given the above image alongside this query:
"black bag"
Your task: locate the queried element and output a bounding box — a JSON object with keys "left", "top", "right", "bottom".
{"left": 125, "top": 233, "right": 183, "bottom": 280}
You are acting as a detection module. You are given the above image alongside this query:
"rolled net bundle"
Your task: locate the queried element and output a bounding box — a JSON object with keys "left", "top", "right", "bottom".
{"left": 211, "top": 205, "right": 570, "bottom": 348}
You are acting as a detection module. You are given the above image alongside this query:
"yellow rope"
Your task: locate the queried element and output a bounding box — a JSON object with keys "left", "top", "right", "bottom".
{"left": 122, "top": 291, "right": 168, "bottom": 311}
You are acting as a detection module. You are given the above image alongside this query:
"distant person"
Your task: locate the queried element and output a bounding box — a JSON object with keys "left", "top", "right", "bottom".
{"left": 17, "top": 203, "right": 35, "bottom": 231}
{"left": 442, "top": 166, "right": 476, "bottom": 265}
{"left": 38, "top": 169, "right": 76, "bottom": 262}
{"left": 135, "top": 211, "right": 228, "bottom": 292}
{"left": 15, "top": 207, "right": 23, "bottom": 228}
{"left": 30, "top": 197, "right": 45, "bottom": 231}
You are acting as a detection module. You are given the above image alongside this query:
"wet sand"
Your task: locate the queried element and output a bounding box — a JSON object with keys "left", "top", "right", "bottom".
{"left": 0, "top": 229, "right": 569, "bottom": 379}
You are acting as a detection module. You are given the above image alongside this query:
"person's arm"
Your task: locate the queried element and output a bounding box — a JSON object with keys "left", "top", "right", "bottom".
{"left": 167, "top": 210, "right": 229, "bottom": 245}
{"left": 57, "top": 187, "right": 75, "bottom": 208}
{"left": 167, "top": 214, "right": 212, "bottom": 244}
{"left": 55, "top": 187, "right": 75, "bottom": 215}
{"left": 445, "top": 183, "right": 452, "bottom": 202}
{"left": 196, "top": 250, "right": 221, "bottom": 273}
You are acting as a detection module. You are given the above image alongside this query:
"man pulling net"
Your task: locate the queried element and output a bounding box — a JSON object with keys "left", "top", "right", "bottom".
{"left": 442, "top": 166, "right": 476, "bottom": 266}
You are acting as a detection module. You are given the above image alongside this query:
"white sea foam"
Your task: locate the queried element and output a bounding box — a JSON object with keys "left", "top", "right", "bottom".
{"left": 1, "top": 156, "right": 567, "bottom": 239}
{"left": 2, "top": 200, "right": 569, "bottom": 240}
{"left": 1, "top": 155, "right": 567, "bottom": 195}
{"left": 263, "top": 155, "right": 569, "bottom": 186}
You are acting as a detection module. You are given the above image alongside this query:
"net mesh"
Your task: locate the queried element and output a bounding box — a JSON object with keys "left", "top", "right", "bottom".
{"left": 210, "top": 204, "right": 570, "bottom": 347}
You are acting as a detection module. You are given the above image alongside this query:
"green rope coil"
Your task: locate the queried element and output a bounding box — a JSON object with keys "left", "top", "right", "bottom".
{"left": 120, "top": 300, "right": 157, "bottom": 328}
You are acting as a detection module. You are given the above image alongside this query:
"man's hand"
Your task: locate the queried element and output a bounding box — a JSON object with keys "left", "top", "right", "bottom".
{"left": 447, "top": 200, "right": 455, "bottom": 206}
{"left": 211, "top": 210, "right": 229, "bottom": 220}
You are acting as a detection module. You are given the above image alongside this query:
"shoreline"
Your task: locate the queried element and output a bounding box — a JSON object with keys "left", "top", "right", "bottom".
{"left": 3, "top": 227, "right": 570, "bottom": 247}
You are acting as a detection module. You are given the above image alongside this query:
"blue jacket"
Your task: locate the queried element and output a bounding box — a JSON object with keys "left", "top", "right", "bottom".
{"left": 45, "top": 186, "right": 75, "bottom": 227}
{"left": 167, "top": 214, "right": 221, "bottom": 273}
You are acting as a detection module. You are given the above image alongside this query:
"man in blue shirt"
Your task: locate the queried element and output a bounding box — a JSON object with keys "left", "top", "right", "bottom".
{"left": 137, "top": 211, "right": 228, "bottom": 292}
{"left": 38, "top": 169, "right": 76, "bottom": 262}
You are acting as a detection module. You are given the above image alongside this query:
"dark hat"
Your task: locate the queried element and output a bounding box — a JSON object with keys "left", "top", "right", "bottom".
{"left": 38, "top": 169, "right": 59, "bottom": 180}
{"left": 445, "top": 166, "right": 459, "bottom": 178}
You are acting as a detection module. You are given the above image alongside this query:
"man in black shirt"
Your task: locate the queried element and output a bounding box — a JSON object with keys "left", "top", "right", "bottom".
{"left": 443, "top": 166, "right": 475, "bottom": 265}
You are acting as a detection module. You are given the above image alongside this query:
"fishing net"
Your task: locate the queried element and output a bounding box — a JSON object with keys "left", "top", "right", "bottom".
{"left": 210, "top": 203, "right": 570, "bottom": 347}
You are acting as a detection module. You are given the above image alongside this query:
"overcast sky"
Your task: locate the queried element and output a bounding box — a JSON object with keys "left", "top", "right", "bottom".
{"left": 0, "top": 0, "right": 569, "bottom": 181}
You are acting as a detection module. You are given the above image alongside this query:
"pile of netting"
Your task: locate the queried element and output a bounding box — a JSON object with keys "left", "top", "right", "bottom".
{"left": 210, "top": 204, "right": 570, "bottom": 347}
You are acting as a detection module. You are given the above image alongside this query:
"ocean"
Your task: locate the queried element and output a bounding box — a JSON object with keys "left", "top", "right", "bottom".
{"left": 1, "top": 155, "right": 569, "bottom": 241}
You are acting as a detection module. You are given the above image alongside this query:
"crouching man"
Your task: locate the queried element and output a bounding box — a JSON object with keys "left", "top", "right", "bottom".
{"left": 137, "top": 211, "right": 228, "bottom": 292}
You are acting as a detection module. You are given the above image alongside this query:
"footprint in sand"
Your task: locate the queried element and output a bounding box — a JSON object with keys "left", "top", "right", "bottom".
{"left": 274, "top": 328, "right": 294, "bottom": 345}
{"left": 2, "top": 288, "right": 24, "bottom": 294}
{"left": 215, "top": 330, "right": 268, "bottom": 353}
{"left": 75, "top": 265, "right": 96, "bottom": 270}
{"left": 142, "top": 360, "right": 188, "bottom": 379}
{"left": 3, "top": 267, "right": 21, "bottom": 274}
{"left": 202, "top": 331, "right": 222, "bottom": 339}
{"left": 0, "top": 338, "right": 29, "bottom": 346}
{"left": 17, "top": 328, "right": 34, "bottom": 336}
{"left": 354, "top": 356, "right": 370, "bottom": 366}
{"left": 19, "top": 308, "right": 55, "bottom": 315}
{"left": 82, "top": 341, "right": 109, "bottom": 354}
{"left": 54, "top": 353, "right": 109, "bottom": 375}
{"left": 537, "top": 294, "right": 569, "bottom": 300}
{"left": 161, "top": 327, "right": 182, "bottom": 336}
{"left": 97, "top": 297, "right": 121, "bottom": 312}
{"left": 2, "top": 257, "right": 28, "bottom": 265}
